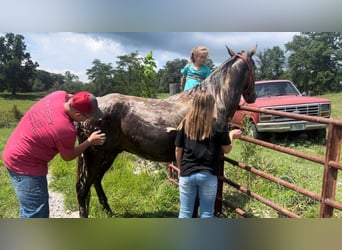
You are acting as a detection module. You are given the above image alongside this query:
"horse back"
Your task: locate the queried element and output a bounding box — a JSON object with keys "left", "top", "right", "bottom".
{"left": 92, "top": 93, "right": 189, "bottom": 162}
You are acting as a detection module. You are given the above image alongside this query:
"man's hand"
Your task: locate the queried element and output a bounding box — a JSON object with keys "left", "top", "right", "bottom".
{"left": 87, "top": 130, "right": 106, "bottom": 146}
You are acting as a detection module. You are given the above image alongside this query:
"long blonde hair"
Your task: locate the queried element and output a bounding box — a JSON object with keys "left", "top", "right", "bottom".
{"left": 178, "top": 91, "right": 216, "bottom": 140}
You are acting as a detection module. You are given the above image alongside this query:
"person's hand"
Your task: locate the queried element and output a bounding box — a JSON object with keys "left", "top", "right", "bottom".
{"left": 87, "top": 130, "right": 106, "bottom": 146}
{"left": 229, "top": 129, "right": 242, "bottom": 140}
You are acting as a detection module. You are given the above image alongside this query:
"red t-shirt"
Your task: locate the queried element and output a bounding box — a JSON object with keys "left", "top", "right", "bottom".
{"left": 2, "top": 91, "right": 77, "bottom": 176}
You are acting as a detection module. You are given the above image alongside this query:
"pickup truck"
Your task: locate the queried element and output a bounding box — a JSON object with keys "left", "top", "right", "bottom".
{"left": 230, "top": 80, "right": 331, "bottom": 141}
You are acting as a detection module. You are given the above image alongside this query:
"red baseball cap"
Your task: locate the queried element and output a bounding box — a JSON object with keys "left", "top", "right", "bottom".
{"left": 70, "top": 91, "right": 103, "bottom": 118}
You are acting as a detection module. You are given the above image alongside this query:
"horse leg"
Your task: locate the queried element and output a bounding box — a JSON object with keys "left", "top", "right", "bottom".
{"left": 76, "top": 183, "right": 91, "bottom": 218}
{"left": 93, "top": 174, "right": 112, "bottom": 216}
{"left": 93, "top": 153, "right": 118, "bottom": 217}
{"left": 76, "top": 176, "right": 92, "bottom": 218}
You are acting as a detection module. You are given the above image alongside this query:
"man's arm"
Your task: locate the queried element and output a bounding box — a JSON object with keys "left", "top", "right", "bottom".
{"left": 60, "top": 130, "right": 106, "bottom": 161}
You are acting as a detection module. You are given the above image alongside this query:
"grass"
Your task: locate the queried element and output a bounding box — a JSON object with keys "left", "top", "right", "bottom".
{"left": 156, "top": 93, "right": 171, "bottom": 99}
{"left": 225, "top": 138, "right": 328, "bottom": 218}
{"left": 321, "top": 92, "right": 342, "bottom": 120}
{"left": 0, "top": 92, "right": 46, "bottom": 128}
{"left": 0, "top": 92, "right": 45, "bottom": 112}
{"left": 1, "top": 91, "right": 342, "bottom": 218}
{"left": 49, "top": 153, "right": 179, "bottom": 218}
{"left": 0, "top": 128, "right": 19, "bottom": 218}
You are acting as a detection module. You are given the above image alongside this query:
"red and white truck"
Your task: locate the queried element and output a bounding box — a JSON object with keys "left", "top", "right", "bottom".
{"left": 230, "top": 79, "right": 331, "bottom": 141}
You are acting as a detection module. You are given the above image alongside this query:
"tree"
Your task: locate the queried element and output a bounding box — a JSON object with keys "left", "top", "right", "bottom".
{"left": 85, "top": 51, "right": 158, "bottom": 97}
{"left": 0, "top": 33, "right": 38, "bottom": 96}
{"left": 49, "top": 71, "right": 86, "bottom": 93}
{"left": 113, "top": 51, "right": 142, "bottom": 95}
{"left": 49, "top": 73, "right": 67, "bottom": 90}
{"left": 64, "top": 70, "right": 79, "bottom": 82}
{"left": 86, "top": 59, "right": 115, "bottom": 96}
{"left": 139, "top": 51, "right": 157, "bottom": 98}
{"left": 110, "top": 51, "right": 159, "bottom": 97}
{"left": 32, "top": 69, "right": 62, "bottom": 91}
{"left": 255, "top": 46, "right": 285, "bottom": 80}
{"left": 285, "top": 32, "right": 342, "bottom": 94}
{"left": 155, "top": 58, "right": 188, "bottom": 92}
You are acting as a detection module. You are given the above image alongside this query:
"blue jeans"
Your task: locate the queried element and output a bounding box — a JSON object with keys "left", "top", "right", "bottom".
{"left": 7, "top": 169, "right": 49, "bottom": 218}
{"left": 179, "top": 170, "right": 218, "bottom": 218}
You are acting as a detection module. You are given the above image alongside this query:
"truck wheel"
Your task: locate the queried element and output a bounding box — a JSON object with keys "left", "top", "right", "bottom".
{"left": 308, "top": 129, "right": 326, "bottom": 144}
{"left": 248, "top": 123, "right": 264, "bottom": 140}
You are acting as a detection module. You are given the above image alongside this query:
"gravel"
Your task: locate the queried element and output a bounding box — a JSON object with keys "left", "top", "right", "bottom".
{"left": 47, "top": 174, "right": 79, "bottom": 218}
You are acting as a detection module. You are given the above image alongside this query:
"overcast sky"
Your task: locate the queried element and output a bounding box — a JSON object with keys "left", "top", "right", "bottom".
{"left": 14, "top": 32, "right": 299, "bottom": 82}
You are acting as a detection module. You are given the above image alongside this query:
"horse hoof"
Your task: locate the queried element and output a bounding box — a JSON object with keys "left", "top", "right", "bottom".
{"left": 79, "top": 208, "right": 89, "bottom": 218}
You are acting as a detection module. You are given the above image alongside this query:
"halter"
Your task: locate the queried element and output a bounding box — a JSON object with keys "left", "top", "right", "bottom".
{"left": 235, "top": 53, "right": 255, "bottom": 100}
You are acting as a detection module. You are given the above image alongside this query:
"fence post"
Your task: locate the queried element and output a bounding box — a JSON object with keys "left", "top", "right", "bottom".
{"left": 215, "top": 157, "right": 224, "bottom": 216}
{"left": 320, "top": 124, "right": 342, "bottom": 217}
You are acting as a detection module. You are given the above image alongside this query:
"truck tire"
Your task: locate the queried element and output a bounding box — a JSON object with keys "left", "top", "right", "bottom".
{"left": 248, "top": 123, "right": 264, "bottom": 140}
{"left": 308, "top": 129, "right": 326, "bottom": 144}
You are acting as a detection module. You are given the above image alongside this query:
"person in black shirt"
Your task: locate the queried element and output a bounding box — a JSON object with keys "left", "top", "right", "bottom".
{"left": 175, "top": 91, "right": 241, "bottom": 218}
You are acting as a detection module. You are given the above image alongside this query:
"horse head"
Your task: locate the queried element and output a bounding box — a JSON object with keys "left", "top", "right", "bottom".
{"left": 199, "top": 45, "right": 257, "bottom": 126}
{"left": 226, "top": 45, "right": 257, "bottom": 104}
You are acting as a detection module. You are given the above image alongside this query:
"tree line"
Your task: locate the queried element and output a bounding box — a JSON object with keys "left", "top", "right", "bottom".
{"left": 0, "top": 32, "right": 341, "bottom": 97}
{"left": 256, "top": 32, "right": 342, "bottom": 95}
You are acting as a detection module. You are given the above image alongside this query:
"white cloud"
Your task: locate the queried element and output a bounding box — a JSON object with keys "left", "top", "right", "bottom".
{"left": 195, "top": 32, "right": 298, "bottom": 49}
{"left": 16, "top": 32, "right": 301, "bottom": 83}
{"left": 25, "top": 32, "right": 124, "bottom": 82}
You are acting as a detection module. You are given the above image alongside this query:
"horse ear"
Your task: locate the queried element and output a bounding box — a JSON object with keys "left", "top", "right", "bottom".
{"left": 226, "top": 45, "right": 235, "bottom": 57}
{"left": 249, "top": 44, "right": 257, "bottom": 56}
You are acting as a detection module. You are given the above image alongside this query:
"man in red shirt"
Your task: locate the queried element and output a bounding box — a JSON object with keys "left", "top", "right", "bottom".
{"left": 2, "top": 90, "right": 106, "bottom": 218}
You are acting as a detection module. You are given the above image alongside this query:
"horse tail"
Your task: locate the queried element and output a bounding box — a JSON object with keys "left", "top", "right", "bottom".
{"left": 76, "top": 122, "right": 88, "bottom": 186}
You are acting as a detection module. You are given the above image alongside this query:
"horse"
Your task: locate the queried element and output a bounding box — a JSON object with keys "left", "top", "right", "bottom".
{"left": 76, "top": 45, "right": 257, "bottom": 218}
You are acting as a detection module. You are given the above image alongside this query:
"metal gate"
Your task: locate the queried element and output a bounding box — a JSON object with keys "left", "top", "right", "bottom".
{"left": 167, "top": 105, "right": 342, "bottom": 218}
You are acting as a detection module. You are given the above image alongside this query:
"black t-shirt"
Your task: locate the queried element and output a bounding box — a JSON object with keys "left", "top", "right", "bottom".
{"left": 175, "top": 124, "right": 231, "bottom": 176}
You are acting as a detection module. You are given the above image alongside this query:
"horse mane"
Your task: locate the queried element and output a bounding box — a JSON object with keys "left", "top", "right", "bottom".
{"left": 197, "top": 53, "right": 243, "bottom": 126}
{"left": 201, "top": 55, "right": 235, "bottom": 92}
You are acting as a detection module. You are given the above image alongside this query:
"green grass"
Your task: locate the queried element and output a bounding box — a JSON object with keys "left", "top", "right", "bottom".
{"left": 0, "top": 92, "right": 46, "bottom": 128}
{"left": 321, "top": 92, "right": 342, "bottom": 120}
{"left": 0, "top": 128, "right": 19, "bottom": 218}
{"left": 49, "top": 153, "right": 179, "bottom": 218}
{"left": 0, "top": 92, "right": 45, "bottom": 112}
{"left": 156, "top": 93, "right": 171, "bottom": 99}
{"left": 225, "top": 138, "right": 329, "bottom": 218}
{"left": 1, "top": 91, "right": 342, "bottom": 218}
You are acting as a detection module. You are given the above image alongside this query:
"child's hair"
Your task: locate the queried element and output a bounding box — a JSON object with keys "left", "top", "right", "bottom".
{"left": 178, "top": 91, "right": 215, "bottom": 141}
{"left": 190, "top": 46, "right": 209, "bottom": 63}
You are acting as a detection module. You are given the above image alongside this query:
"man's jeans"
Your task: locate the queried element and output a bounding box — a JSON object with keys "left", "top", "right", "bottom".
{"left": 7, "top": 169, "right": 49, "bottom": 218}
{"left": 179, "top": 170, "right": 217, "bottom": 218}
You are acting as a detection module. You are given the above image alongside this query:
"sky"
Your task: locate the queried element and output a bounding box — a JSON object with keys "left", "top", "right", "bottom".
{"left": 16, "top": 32, "right": 299, "bottom": 83}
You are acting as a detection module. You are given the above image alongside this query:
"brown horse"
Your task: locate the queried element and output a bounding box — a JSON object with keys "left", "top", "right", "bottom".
{"left": 76, "top": 45, "right": 257, "bottom": 218}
